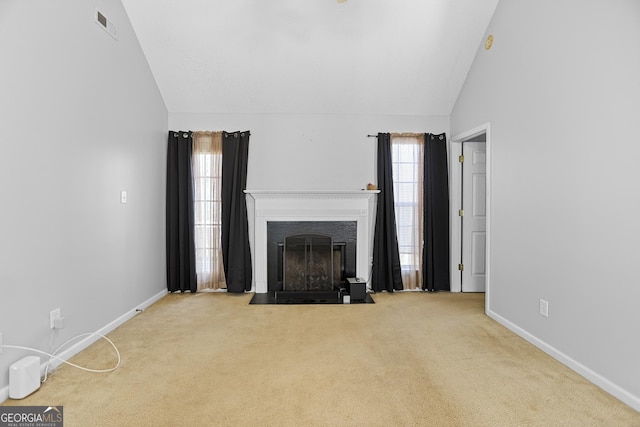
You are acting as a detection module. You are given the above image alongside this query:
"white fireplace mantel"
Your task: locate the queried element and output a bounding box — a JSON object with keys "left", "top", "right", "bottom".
{"left": 244, "top": 189, "right": 379, "bottom": 293}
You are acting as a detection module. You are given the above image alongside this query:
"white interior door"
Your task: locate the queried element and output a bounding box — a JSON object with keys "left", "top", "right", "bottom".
{"left": 461, "top": 141, "right": 487, "bottom": 292}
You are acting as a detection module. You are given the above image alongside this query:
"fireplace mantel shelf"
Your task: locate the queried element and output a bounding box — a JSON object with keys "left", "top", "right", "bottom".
{"left": 245, "top": 189, "right": 380, "bottom": 199}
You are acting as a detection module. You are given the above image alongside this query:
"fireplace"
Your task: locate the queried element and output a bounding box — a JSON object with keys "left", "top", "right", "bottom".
{"left": 244, "top": 190, "right": 379, "bottom": 293}
{"left": 267, "top": 221, "right": 357, "bottom": 292}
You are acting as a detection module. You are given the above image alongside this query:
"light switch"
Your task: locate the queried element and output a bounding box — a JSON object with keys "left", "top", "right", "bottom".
{"left": 120, "top": 190, "right": 127, "bottom": 204}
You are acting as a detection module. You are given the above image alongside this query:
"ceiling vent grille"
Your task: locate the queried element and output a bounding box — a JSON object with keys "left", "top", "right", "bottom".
{"left": 95, "top": 9, "right": 117, "bottom": 40}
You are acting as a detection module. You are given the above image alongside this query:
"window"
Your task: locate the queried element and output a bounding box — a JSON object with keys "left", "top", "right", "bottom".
{"left": 391, "top": 134, "right": 424, "bottom": 289}
{"left": 192, "top": 132, "right": 225, "bottom": 290}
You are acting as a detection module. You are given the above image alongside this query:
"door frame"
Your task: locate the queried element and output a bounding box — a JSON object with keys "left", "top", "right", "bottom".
{"left": 450, "top": 123, "right": 492, "bottom": 309}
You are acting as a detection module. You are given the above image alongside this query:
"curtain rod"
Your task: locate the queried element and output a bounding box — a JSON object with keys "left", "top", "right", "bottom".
{"left": 367, "top": 132, "right": 426, "bottom": 138}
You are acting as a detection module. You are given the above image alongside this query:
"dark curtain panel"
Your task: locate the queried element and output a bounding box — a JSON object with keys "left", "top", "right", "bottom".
{"left": 371, "top": 133, "right": 404, "bottom": 292}
{"left": 221, "top": 131, "right": 253, "bottom": 293}
{"left": 166, "top": 131, "right": 197, "bottom": 292}
{"left": 423, "top": 133, "right": 450, "bottom": 291}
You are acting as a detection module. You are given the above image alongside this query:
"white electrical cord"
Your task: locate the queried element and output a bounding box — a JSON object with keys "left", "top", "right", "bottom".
{"left": 1, "top": 332, "right": 121, "bottom": 383}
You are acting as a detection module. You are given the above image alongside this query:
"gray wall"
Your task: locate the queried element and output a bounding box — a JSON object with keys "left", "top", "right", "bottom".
{"left": 169, "top": 113, "right": 449, "bottom": 276}
{"left": 451, "top": 0, "right": 640, "bottom": 408}
{"left": 0, "top": 0, "right": 168, "bottom": 395}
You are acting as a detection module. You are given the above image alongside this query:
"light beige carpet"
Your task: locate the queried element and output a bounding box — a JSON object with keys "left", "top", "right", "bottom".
{"left": 3, "top": 292, "right": 639, "bottom": 426}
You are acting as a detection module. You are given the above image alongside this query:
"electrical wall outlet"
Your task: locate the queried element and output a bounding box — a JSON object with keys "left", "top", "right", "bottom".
{"left": 539, "top": 299, "right": 549, "bottom": 318}
{"left": 50, "top": 308, "right": 61, "bottom": 329}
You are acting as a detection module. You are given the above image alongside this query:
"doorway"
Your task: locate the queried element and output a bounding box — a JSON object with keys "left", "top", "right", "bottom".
{"left": 450, "top": 124, "right": 491, "bottom": 307}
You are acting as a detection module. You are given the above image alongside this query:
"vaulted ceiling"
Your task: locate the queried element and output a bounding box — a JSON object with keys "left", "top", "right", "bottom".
{"left": 121, "top": 0, "right": 499, "bottom": 116}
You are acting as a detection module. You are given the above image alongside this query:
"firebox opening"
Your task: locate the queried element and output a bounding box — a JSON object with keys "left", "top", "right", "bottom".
{"left": 277, "top": 236, "right": 346, "bottom": 291}
{"left": 267, "top": 221, "right": 356, "bottom": 292}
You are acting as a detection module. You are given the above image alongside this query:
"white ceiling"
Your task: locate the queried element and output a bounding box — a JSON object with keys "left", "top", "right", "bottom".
{"left": 121, "top": 0, "right": 499, "bottom": 116}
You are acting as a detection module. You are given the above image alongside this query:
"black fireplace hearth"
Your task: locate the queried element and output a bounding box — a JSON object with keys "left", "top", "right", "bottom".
{"left": 248, "top": 291, "right": 375, "bottom": 305}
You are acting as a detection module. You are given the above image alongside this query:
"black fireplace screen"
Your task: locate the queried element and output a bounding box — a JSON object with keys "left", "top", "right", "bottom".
{"left": 283, "top": 234, "right": 334, "bottom": 291}
{"left": 267, "top": 221, "right": 356, "bottom": 292}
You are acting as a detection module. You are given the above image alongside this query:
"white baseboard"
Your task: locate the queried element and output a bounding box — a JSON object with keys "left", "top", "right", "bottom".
{"left": 486, "top": 308, "right": 640, "bottom": 412}
{"left": 0, "top": 289, "right": 167, "bottom": 404}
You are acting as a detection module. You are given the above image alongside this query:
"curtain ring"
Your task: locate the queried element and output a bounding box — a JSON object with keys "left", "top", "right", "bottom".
{"left": 439, "top": 135, "right": 444, "bottom": 140}
{"left": 183, "top": 133, "right": 189, "bottom": 138}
